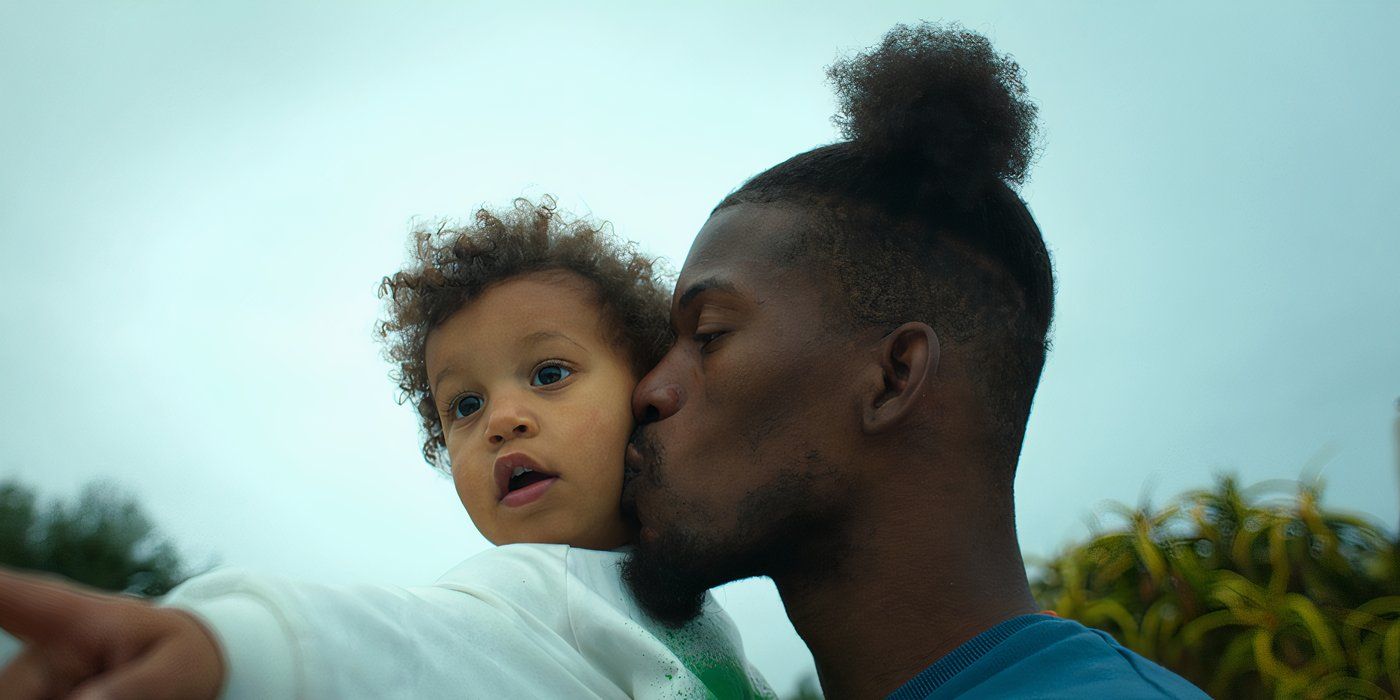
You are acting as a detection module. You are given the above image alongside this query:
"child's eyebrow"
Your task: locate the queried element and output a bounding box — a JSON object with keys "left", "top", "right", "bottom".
{"left": 430, "top": 366, "right": 458, "bottom": 395}
{"left": 519, "top": 330, "right": 587, "bottom": 352}
{"left": 429, "top": 331, "right": 586, "bottom": 393}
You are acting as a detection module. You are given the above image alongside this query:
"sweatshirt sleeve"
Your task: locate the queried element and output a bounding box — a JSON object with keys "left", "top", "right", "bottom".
{"left": 160, "top": 547, "right": 629, "bottom": 699}
{"left": 162, "top": 574, "right": 299, "bottom": 698}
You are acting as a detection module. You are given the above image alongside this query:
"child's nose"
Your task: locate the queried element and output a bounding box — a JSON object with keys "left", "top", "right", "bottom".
{"left": 486, "top": 404, "right": 537, "bottom": 445}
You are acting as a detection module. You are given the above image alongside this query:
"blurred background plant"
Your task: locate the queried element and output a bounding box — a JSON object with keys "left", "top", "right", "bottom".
{"left": 0, "top": 478, "right": 194, "bottom": 596}
{"left": 1032, "top": 471, "right": 1400, "bottom": 699}
{"left": 787, "top": 673, "right": 823, "bottom": 700}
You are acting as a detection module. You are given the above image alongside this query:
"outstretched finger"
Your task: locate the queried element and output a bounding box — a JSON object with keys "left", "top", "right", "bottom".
{"left": 0, "top": 569, "right": 93, "bottom": 642}
{"left": 0, "top": 647, "right": 55, "bottom": 700}
{"left": 68, "top": 637, "right": 221, "bottom": 700}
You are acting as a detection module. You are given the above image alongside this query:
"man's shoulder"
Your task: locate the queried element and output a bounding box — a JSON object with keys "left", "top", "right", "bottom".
{"left": 982, "top": 616, "right": 1208, "bottom": 698}
{"left": 897, "top": 615, "right": 1209, "bottom": 700}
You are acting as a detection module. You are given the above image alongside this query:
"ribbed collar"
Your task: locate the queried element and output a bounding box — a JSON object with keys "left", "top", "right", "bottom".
{"left": 885, "top": 614, "right": 1053, "bottom": 700}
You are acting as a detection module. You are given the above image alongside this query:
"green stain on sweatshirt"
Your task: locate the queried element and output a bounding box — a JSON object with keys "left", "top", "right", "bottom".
{"left": 657, "top": 612, "right": 773, "bottom": 699}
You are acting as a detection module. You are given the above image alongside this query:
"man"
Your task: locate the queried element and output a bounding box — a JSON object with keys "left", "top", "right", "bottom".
{"left": 619, "top": 22, "right": 1206, "bottom": 699}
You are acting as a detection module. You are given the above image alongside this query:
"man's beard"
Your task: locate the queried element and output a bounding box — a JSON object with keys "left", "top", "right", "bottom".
{"left": 620, "top": 429, "right": 842, "bottom": 627}
{"left": 619, "top": 526, "right": 721, "bottom": 627}
{"left": 619, "top": 428, "right": 716, "bottom": 626}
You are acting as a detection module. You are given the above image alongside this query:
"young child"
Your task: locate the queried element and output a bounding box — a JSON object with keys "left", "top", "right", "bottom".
{"left": 0, "top": 198, "right": 774, "bottom": 699}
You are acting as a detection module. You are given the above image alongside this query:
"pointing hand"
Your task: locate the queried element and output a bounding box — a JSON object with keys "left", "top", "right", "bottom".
{"left": 0, "top": 567, "right": 224, "bottom": 700}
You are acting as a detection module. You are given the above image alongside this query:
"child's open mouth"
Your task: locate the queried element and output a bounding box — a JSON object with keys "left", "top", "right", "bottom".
{"left": 494, "top": 452, "right": 560, "bottom": 507}
{"left": 502, "top": 473, "right": 558, "bottom": 507}
{"left": 508, "top": 468, "right": 552, "bottom": 492}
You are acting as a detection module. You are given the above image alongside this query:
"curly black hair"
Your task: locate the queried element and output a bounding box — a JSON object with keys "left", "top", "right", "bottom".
{"left": 719, "top": 22, "right": 1054, "bottom": 466}
{"left": 377, "top": 197, "right": 673, "bottom": 472}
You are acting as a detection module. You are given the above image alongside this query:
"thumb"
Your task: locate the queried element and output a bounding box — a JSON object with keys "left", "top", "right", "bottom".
{"left": 67, "top": 636, "right": 221, "bottom": 700}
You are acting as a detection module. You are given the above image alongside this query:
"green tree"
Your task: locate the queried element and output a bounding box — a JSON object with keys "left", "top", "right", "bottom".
{"left": 0, "top": 482, "right": 40, "bottom": 571}
{"left": 787, "top": 673, "right": 823, "bottom": 700}
{"left": 1033, "top": 474, "right": 1400, "bottom": 699}
{"left": 0, "top": 478, "right": 192, "bottom": 596}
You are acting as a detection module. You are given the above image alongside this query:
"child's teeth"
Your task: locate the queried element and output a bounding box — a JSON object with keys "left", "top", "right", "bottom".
{"left": 510, "top": 466, "right": 534, "bottom": 478}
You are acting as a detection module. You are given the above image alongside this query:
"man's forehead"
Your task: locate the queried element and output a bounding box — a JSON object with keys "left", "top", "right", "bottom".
{"left": 679, "top": 204, "right": 808, "bottom": 286}
{"left": 670, "top": 204, "right": 837, "bottom": 324}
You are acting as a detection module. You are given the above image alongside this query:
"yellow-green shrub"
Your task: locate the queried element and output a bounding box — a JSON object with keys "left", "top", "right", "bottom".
{"left": 1032, "top": 475, "right": 1400, "bottom": 699}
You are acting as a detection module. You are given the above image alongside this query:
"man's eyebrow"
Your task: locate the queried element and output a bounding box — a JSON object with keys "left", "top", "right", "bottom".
{"left": 520, "top": 330, "right": 587, "bottom": 351}
{"left": 677, "top": 277, "right": 740, "bottom": 311}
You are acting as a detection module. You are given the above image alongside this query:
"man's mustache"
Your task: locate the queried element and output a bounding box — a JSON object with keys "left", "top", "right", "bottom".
{"left": 625, "top": 427, "right": 663, "bottom": 487}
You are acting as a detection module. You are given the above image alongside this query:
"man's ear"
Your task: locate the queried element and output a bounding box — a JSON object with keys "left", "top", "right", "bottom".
{"left": 862, "top": 322, "right": 940, "bottom": 434}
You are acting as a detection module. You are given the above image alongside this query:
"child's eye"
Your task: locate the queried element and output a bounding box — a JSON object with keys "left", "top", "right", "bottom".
{"left": 452, "top": 395, "right": 483, "bottom": 419}
{"left": 531, "top": 364, "right": 573, "bottom": 387}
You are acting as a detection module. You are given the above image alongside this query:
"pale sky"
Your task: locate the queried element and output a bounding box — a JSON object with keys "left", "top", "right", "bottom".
{"left": 2, "top": 1, "right": 1397, "bottom": 694}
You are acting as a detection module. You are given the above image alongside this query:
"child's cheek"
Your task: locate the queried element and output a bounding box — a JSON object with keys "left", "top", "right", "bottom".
{"left": 565, "top": 401, "right": 629, "bottom": 468}
{"left": 567, "top": 404, "right": 608, "bottom": 443}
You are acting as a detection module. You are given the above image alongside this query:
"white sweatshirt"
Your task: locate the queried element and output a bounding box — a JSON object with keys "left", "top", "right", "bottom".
{"left": 161, "top": 543, "right": 775, "bottom": 699}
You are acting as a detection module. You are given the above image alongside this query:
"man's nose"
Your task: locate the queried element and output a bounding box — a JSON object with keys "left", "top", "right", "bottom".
{"left": 631, "top": 370, "right": 683, "bottom": 425}
{"left": 486, "top": 401, "right": 537, "bottom": 445}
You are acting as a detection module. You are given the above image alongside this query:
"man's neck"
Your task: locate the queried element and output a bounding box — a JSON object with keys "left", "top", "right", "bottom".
{"left": 772, "top": 480, "right": 1038, "bottom": 700}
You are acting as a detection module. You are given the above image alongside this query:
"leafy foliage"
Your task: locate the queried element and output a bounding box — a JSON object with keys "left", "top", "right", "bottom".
{"left": 787, "top": 674, "right": 823, "bottom": 700}
{"left": 0, "top": 479, "right": 192, "bottom": 596}
{"left": 1033, "top": 475, "right": 1400, "bottom": 699}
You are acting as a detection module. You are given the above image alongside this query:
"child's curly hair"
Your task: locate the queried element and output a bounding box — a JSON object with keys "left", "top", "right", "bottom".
{"left": 377, "top": 197, "right": 674, "bottom": 472}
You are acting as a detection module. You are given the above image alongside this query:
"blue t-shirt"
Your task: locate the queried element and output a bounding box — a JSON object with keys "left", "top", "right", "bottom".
{"left": 887, "top": 614, "right": 1209, "bottom": 699}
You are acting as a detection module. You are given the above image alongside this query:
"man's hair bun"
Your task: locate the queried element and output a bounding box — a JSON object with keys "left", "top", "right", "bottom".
{"left": 827, "top": 22, "right": 1039, "bottom": 202}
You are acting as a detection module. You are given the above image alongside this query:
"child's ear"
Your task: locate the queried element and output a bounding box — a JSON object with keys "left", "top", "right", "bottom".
{"left": 861, "top": 322, "right": 940, "bottom": 435}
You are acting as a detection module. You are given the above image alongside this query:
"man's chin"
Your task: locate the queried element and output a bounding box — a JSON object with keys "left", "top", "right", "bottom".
{"left": 620, "top": 535, "right": 710, "bottom": 627}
